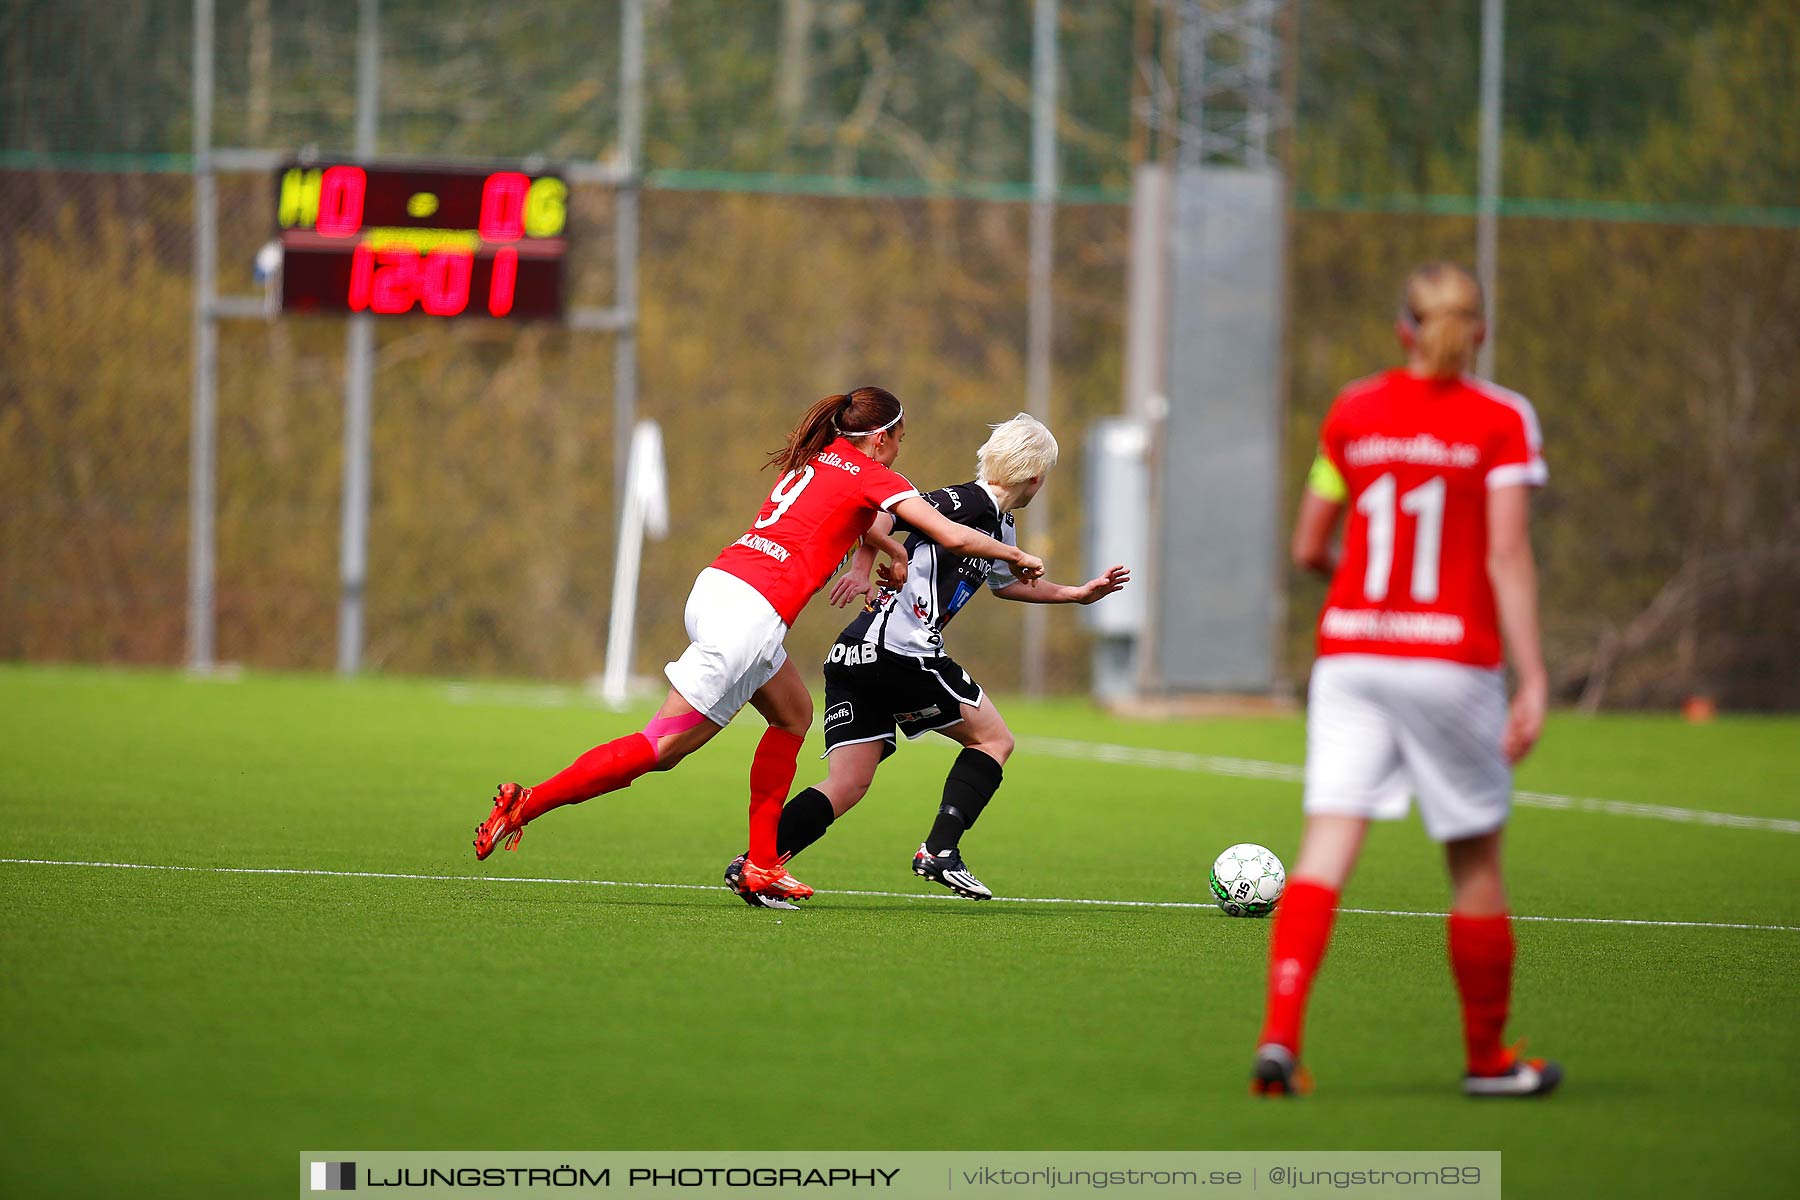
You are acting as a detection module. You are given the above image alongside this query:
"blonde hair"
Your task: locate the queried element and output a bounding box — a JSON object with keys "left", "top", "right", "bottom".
{"left": 976, "top": 413, "right": 1059, "bottom": 485}
{"left": 1401, "top": 263, "right": 1485, "bottom": 379}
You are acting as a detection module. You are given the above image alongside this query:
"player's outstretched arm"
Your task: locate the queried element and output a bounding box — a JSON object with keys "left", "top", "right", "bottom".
{"left": 995, "top": 565, "right": 1130, "bottom": 604}
{"left": 862, "top": 517, "right": 908, "bottom": 588}
{"left": 830, "top": 514, "right": 905, "bottom": 607}
{"left": 891, "top": 495, "right": 1044, "bottom": 581}
{"left": 1488, "top": 484, "right": 1548, "bottom": 764}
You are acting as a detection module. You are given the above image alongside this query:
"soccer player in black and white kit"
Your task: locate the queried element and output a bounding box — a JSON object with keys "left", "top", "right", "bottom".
{"left": 760, "top": 414, "right": 1130, "bottom": 902}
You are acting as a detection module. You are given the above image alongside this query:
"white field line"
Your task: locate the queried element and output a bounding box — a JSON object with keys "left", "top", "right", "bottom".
{"left": 1016, "top": 736, "right": 1800, "bottom": 836}
{"left": 439, "top": 686, "right": 1800, "bottom": 836}
{"left": 3, "top": 857, "right": 1796, "bottom": 934}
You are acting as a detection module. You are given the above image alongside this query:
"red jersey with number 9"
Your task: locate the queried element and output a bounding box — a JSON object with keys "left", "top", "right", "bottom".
{"left": 1315, "top": 369, "right": 1546, "bottom": 668}
{"left": 709, "top": 437, "right": 920, "bottom": 625}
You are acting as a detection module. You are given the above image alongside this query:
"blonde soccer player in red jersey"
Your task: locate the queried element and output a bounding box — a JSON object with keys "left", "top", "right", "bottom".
{"left": 473, "top": 387, "right": 1045, "bottom": 907}
{"left": 1251, "top": 264, "right": 1561, "bottom": 1099}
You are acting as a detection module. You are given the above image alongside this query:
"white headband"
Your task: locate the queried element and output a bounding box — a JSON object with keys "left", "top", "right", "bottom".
{"left": 836, "top": 406, "right": 904, "bottom": 437}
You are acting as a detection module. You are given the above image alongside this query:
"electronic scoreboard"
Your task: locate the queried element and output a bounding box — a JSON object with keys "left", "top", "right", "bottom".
{"left": 275, "top": 162, "right": 568, "bottom": 320}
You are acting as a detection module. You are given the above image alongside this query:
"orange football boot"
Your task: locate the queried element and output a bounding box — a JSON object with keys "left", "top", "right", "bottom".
{"left": 473, "top": 782, "right": 530, "bottom": 860}
{"left": 724, "top": 853, "right": 814, "bottom": 908}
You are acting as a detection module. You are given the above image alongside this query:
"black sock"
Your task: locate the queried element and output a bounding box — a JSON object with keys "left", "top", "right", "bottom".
{"left": 925, "top": 747, "right": 1004, "bottom": 855}
{"left": 776, "top": 787, "right": 836, "bottom": 862}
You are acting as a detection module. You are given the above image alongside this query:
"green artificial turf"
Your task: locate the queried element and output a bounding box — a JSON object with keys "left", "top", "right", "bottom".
{"left": 2, "top": 665, "right": 1795, "bottom": 1197}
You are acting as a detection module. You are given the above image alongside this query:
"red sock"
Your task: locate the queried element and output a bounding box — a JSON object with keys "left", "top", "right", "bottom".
{"left": 519, "top": 732, "right": 658, "bottom": 825}
{"left": 1257, "top": 879, "right": 1340, "bottom": 1055}
{"left": 1449, "top": 911, "right": 1515, "bottom": 1075}
{"left": 747, "top": 727, "right": 805, "bottom": 866}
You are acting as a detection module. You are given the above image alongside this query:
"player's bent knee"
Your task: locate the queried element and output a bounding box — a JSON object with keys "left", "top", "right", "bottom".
{"left": 650, "top": 734, "right": 706, "bottom": 772}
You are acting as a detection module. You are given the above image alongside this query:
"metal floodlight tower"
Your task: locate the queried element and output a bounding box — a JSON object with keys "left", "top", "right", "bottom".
{"left": 1175, "top": 0, "right": 1283, "bottom": 171}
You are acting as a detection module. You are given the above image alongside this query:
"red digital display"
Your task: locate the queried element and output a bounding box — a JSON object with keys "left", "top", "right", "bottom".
{"left": 276, "top": 162, "right": 567, "bottom": 320}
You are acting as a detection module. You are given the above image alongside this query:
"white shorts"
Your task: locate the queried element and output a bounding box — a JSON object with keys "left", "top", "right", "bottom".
{"left": 663, "top": 568, "right": 790, "bottom": 727}
{"left": 1304, "top": 653, "right": 1512, "bottom": 842}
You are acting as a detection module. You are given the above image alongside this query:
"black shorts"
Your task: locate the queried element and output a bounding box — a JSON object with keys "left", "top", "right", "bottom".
{"left": 821, "top": 639, "right": 985, "bottom": 756}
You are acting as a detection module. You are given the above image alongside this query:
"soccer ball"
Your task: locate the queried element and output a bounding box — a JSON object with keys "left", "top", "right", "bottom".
{"left": 1209, "top": 843, "right": 1286, "bottom": 918}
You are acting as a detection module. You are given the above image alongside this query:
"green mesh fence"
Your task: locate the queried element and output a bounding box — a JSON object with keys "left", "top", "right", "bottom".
{"left": 5, "top": 1, "right": 1795, "bottom": 217}
{"left": 3, "top": 0, "right": 1798, "bottom": 703}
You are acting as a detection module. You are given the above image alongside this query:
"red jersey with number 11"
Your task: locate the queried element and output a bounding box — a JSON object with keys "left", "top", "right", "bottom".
{"left": 1316, "top": 370, "right": 1546, "bottom": 668}
{"left": 710, "top": 438, "right": 920, "bottom": 625}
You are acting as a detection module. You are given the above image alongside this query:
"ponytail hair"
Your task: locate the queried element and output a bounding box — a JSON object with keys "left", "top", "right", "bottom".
{"left": 1400, "top": 262, "right": 1485, "bottom": 379}
{"left": 767, "top": 386, "right": 904, "bottom": 474}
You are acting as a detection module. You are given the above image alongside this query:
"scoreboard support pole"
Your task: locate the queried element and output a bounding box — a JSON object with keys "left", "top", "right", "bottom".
{"left": 187, "top": 2, "right": 282, "bottom": 672}
{"left": 336, "top": 0, "right": 382, "bottom": 677}
{"left": 339, "top": 314, "right": 375, "bottom": 677}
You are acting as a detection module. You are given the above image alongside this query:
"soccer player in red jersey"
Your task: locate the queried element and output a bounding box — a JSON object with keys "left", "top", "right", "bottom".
{"left": 753, "top": 414, "right": 1130, "bottom": 903}
{"left": 1251, "top": 264, "right": 1561, "bottom": 1099}
{"left": 473, "top": 387, "right": 1045, "bottom": 904}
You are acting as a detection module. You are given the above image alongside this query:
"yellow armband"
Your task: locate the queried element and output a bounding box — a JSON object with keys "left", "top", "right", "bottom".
{"left": 1306, "top": 453, "right": 1347, "bottom": 503}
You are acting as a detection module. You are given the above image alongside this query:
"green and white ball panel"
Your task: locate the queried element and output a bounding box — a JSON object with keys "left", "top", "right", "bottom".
{"left": 1208, "top": 842, "right": 1287, "bottom": 918}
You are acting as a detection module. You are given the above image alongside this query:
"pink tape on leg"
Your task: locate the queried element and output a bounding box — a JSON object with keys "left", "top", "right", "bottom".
{"left": 643, "top": 709, "right": 710, "bottom": 740}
